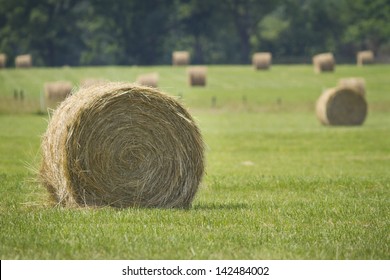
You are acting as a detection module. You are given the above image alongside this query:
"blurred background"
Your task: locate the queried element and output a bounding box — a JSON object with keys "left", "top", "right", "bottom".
{"left": 0, "top": 0, "right": 389, "bottom": 67}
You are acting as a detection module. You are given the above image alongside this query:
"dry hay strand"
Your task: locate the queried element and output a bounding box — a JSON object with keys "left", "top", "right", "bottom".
{"left": 44, "top": 81, "right": 73, "bottom": 109}
{"left": 316, "top": 86, "right": 367, "bottom": 126}
{"left": 172, "top": 51, "right": 190, "bottom": 66}
{"left": 39, "top": 82, "right": 205, "bottom": 208}
{"left": 312, "top": 52, "right": 335, "bottom": 73}
{"left": 15, "top": 54, "right": 32, "bottom": 68}
{"left": 0, "top": 53, "right": 7, "bottom": 68}
{"left": 136, "top": 72, "right": 159, "bottom": 88}
{"left": 252, "top": 52, "right": 272, "bottom": 70}
{"left": 80, "top": 78, "right": 109, "bottom": 88}
{"left": 338, "top": 77, "right": 366, "bottom": 96}
{"left": 187, "top": 66, "right": 207, "bottom": 86}
{"left": 357, "top": 50, "right": 374, "bottom": 66}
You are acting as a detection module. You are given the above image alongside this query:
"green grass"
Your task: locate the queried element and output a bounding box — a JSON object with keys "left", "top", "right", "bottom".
{"left": 0, "top": 65, "right": 389, "bottom": 259}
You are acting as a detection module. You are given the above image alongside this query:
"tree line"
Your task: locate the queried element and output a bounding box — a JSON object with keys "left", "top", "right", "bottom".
{"left": 0, "top": 0, "right": 389, "bottom": 67}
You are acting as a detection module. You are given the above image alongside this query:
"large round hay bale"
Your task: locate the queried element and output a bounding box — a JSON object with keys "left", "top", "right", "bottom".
{"left": 0, "top": 53, "right": 7, "bottom": 68}
{"left": 172, "top": 51, "right": 190, "bottom": 66}
{"left": 315, "top": 86, "right": 367, "bottom": 126}
{"left": 15, "top": 54, "right": 32, "bottom": 68}
{"left": 44, "top": 81, "right": 73, "bottom": 109}
{"left": 252, "top": 52, "right": 272, "bottom": 70}
{"left": 136, "top": 72, "right": 159, "bottom": 88}
{"left": 338, "top": 77, "right": 366, "bottom": 96}
{"left": 188, "top": 66, "right": 207, "bottom": 86}
{"left": 40, "top": 82, "right": 205, "bottom": 208}
{"left": 357, "top": 50, "right": 374, "bottom": 66}
{"left": 312, "top": 52, "right": 335, "bottom": 73}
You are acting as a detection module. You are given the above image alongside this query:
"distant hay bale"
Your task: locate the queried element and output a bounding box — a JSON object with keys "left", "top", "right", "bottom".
{"left": 136, "top": 72, "right": 159, "bottom": 88}
{"left": 338, "top": 77, "right": 366, "bottom": 96}
{"left": 316, "top": 86, "right": 367, "bottom": 126}
{"left": 252, "top": 52, "right": 272, "bottom": 70}
{"left": 80, "top": 78, "right": 109, "bottom": 88}
{"left": 188, "top": 66, "right": 207, "bottom": 86}
{"left": 39, "top": 82, "right": 205, "bottom": 208}
{"left": 357, "top": 50, "right": 374, "bottom": 66}
{"left": 172, "top": 51, "right": 190, "bottom": 66}
{"left": 312, "top": 52, "right": 335, "bottom": 73}
{"left": 0, "top": 53, "right": 7, "bottom": 68}
{"left": 15, "top": 54, "right": 32, "bottom": 68}
{"left": 44, "top": 81, "right": 73, "bottom": 109}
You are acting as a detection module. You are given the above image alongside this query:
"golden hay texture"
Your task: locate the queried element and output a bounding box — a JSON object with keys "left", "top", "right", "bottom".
{"left": 0, "top": 53, "right": 7, "bottom": 68}
{"left": 252, "top": 52, "right": 272, "bottom": 70}
{"left": 357, "top": 50, "right": 374, "bottom": 66}
{"left": 187, "top": 66, "right": 207, "bottom": 86}
{"left": 172, "top": 51, "right": 190, "bottom": 66}
{"left": 338, "top": 77, "right": 366, "bottom": 96}
{"left": 316, "top": 86, "right": 367, "bottom": 126}
{"left": 44, "top": 81, "right": 73, "bottom": 109}
{"left": 136, "top": 72, "right": 159, "bottom": 88}
{"left": 80, "top": 78, "right": 109, "bottom": 88}
{"left": 15, "top": 54, "right": 32, "bottom": 68}
{"left": 312, "top": 52, "right": 335, "bottom": 73}
{"left": 40, "top": 82, "right": 205, "bottom": 208}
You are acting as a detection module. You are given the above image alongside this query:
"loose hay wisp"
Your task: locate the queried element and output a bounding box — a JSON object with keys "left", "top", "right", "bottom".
{"left": 316, "top": 86, "right": 367, "bottom": 126}
{"left": 0, "top": 53, "right": 7, "bottom": 68}
{"left": 15, "top": 54, "right": 32, "bottom": 68}
{"left": 44, "top": 81, "right": 73, "bottom": 109}
{"left": 357, "top": 50, "right": 374, "bottom": 66}
{"left": 252, "top": 52, "right": 272, "bottom": 70}
{"left": 80, "top": 78, "right": 109, "bottom": 88}
{"left": 187, "top": 66, "right": 207, "bottom": 86}
{"left": 40, "top": 82, "right": 205, "bottom": 208}
{"left": 338, "top": 77, "right": 366, "bottom": 96}
{"left": 136, "top": 72, "right": 159, "bottom": 88}
{"left": 172, "top": 51, "right": 190, "bottom": 66}
{"left": 312, "top": 52, "right": 335, "bottom": 73}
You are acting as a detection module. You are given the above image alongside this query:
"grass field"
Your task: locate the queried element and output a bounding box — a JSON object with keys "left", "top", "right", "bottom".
{"left": 0, "top": 64, "right": 389, "bottom": 259}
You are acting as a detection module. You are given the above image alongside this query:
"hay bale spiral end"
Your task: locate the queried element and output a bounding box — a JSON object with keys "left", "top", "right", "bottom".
{"left": 40, "top": 82, "right": 205, "bottom": 208}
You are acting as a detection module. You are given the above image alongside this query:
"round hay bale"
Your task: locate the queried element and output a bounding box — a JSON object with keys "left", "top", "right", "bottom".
{"left": 0, "top": 53, "right": 7, "bottom": 68}
{"left": 44, "top": 81, "right": 73, "bottom": 109}
{"left": 15, "top": 54, "right": 32, "bottom": 68}
{"left": 136, "top": 72, "right": 159, "bottom": 88}
{"left": 172, "top": 51, "right": 190, "bottom": 66}
{"left": 252, "top": 52, "right": 272, "bottom": 70}
{"left": 312, "top": 52, "right": 335, "bottom": 73}
{"left": 357, "top": 50, "right": 374, "bottom": 66}
{"left": 315, "top": 86, "right": 367, "bottom": 126}
{"left": 338, "top": 77, "right": 366, "bottom": 96}
{"left": 39, "top": 82, "right": 205, "bottom": 208}
{"left": 187, "top": 66, "right": 207, "bottom": 87}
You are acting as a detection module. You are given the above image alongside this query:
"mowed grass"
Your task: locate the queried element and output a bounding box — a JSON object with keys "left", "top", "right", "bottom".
{"left": 0, "top": 65, "right": 389, "bottom": 259}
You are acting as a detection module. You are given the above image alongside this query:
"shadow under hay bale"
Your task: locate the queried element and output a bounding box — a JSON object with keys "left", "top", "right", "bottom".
{"left": 338, "top": 77, "right": 366, "bottom": 96}
{"left": 252, "top": 52, "right": 272, "bottom": 70}
{"left": 44, "top": 81, "right": 73, "bottom": 110}
{"left": 357, "top": 50, "right": 374, "bottom": 66}
{"left": 188, "top": 66, "right": 207, "bottom": 86}
{"left": 136, "top": 72, "right": 159, "bottom": 88}
{"left": 40, "top": 82, "right": 205, "bottom": 208}
{"left": 316, "top": 86, "right": 367, "bottom": 126}
{"left": 0, "top": 53, "right": 7, "bottom": 68}
{"left": 312, "top": 52, "right": 335, "bottom": 73}
{"left": 172, "top": 51, "right": 190, "bottom": 66}
{"left": 15, "top": 54, "right": 32, "bottom": 68}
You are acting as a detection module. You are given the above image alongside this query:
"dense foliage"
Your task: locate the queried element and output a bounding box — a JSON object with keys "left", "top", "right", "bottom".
{"left": 0, "top": 0, "right": 389, "bottom": 66}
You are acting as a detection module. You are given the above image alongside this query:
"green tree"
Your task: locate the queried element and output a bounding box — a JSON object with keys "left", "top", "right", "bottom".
{"left": 343, "top": 0, "right": 390, "bottom": 54}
